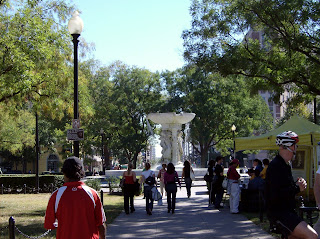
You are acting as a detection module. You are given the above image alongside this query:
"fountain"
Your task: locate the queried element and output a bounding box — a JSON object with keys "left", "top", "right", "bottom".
{"left": 147, "top": 112, "right": 196, "bottom": 164}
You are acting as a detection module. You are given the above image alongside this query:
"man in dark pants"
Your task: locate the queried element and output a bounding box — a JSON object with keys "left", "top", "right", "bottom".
{"left": 266, "top": 131, "right": 317, "bottom": 239}
{"left": 212, "top": 156, "right": 224, "bottom": 209}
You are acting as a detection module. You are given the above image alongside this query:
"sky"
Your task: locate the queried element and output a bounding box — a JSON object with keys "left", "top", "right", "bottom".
{"left": 75, "top": 0, "right": 193, "bottom": 72}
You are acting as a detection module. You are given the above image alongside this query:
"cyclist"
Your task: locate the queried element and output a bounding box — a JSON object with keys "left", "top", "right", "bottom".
{"left": 265, "top": 131, "right": 317, "bottom": 239}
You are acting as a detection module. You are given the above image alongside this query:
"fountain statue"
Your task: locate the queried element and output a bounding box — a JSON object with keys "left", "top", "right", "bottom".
{"left": 147, "top": 112, "right": 195, "bottom": 164}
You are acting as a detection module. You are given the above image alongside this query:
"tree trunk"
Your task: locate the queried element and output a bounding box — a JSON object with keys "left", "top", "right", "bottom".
{"left": 104, "top": 145, "right": 110, "bottom": 170}
{"left": 132, "top": 152, "right": 139, "bottom": 169}
{"left": 200, "top": 149, "right": 209, "bottom": 167}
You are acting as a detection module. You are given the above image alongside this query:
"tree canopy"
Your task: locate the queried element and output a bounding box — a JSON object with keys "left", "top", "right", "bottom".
{"left": 0, "top": 0, "right": 75, "bottom": 106}
{"left": 183, "top": 0, "right": 320, "bottom": 101}
{"left": 163, "top": 66, "right": 273, "bottom": 166}
{"left": 87, "top": 62, "right": 164, "bottom": 168}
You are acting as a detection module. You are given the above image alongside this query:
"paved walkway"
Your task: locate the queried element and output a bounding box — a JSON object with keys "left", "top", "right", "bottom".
{"left": 107, "top": 185, "right": 275, "bottom": 239}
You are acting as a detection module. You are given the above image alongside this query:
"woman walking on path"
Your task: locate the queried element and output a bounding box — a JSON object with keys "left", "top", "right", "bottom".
{"left": 164, "top": 163, "right": 181, "bottom": 214}
{"left": 140, "top": 162, "right": 155, "bottom": 215}
{"left": 182, "top": 160, "right": 194, "bottom": 198}
{"left": 122, "top": 162, "right": 137, "bottom": 214}
{"left": 227, "top": 159, "right": 241, "bottom": 214}
{"left": 157, "top": 163, "right": 167, "bottom": 197}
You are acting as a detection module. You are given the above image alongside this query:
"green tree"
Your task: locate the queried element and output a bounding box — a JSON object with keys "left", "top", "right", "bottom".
{"left": 0, "top": 106, "right": 35, "bottom": 154}
{"left": 89, "top": 63, "right": 164, "bottom": 168}
{"left": 163, "top": 67, "right": 273, "bottom": 166}
{"left": 0, "top": 0, "right": 101, "bottom": 163}
{"left": 183, "top": 0, "right": 320, "bottom": 101}
{"left": 0, "top": 0, "right": 75, "bottom": 107}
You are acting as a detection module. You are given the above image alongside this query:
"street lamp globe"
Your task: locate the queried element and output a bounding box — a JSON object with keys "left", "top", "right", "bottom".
{"left": 68, "top": 11, "right": 84, "bottom": 35}
{"left": 231, "top": 124, "right": 236, "bottom": 132}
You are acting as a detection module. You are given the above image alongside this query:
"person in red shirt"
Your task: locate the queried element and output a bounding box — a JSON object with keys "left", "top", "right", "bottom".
{"left": 227, "top": 159, "right": 240, "bottom": 214}
{"left": 122, "top": 162, "right": 137, "bottom": 214}
{"left": 44, "top": 156, "right": 106, "bottom": 239}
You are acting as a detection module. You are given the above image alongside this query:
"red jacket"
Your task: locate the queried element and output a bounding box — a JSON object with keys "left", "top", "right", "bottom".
{"left": 44, "top": 181, "right": 106, "bottom": 239}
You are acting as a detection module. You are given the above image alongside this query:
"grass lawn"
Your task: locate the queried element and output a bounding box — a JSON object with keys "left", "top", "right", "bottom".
{"left": 0, "top": 193, "right": 123, "bottom": 239}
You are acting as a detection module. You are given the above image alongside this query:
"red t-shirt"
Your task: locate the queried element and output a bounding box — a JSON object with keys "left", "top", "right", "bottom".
{"left": 44, "top": 181, "right": 106, "bottom": 239}
{"left": 227, "top": 167, "right": 240, "bottom": 180}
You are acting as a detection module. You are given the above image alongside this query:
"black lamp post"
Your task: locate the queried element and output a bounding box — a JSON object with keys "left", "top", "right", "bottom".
{"left": 231, "top": 124, "right": 236, "bottom": 158}
{"left": 68, "top": 11, "right": 83, "bottom": 158}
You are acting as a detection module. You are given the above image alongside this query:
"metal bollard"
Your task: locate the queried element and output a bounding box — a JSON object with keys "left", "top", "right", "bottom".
{"left": 24, "top": 184, "right": 26, "bottom": 194}
{"left": 50, "top": 183, "right": 54, "bottom": 193}
{"left": 1, "top": 184, "right": 3, "bottom": 194}
{"left": 100, "top": 190, "right": 104, "bottom": 205}
{"left": 9, "top": 217, "right": 15, "bottom": 239}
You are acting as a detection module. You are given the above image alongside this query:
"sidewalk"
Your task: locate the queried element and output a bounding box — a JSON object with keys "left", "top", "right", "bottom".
{"left": 106, "top": 185, "right": 275, "bottom": 239}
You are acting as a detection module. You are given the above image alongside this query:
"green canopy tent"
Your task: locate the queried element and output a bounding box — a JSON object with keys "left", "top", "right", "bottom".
{"left": 235, "top": 115, "right": 320, "bottom": 197}
{"left": 235, "top": 115, "right": 320, "bottom": 151}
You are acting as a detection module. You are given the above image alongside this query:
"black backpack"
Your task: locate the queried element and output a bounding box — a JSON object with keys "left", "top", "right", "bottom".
{"left": 145, "top": 171, "right": 155, "bottom": 185}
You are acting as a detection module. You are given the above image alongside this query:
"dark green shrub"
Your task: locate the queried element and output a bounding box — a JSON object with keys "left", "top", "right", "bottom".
{"left": 0, "top": 175, "right": 64, "bottom": 190}
{"left": 106, "top": 176, "right": 121, "bottom": 193}
{"left": 85, "top": 179, "right": 101, "bottom": 191}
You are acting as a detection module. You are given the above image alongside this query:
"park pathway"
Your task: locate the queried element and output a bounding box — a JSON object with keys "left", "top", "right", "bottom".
{"left": 106, "top": 184, "right": 275, "bottom": 239}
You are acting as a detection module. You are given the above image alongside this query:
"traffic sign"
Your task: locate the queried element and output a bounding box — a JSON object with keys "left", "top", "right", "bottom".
{"left": 67, "top": 128, "right": 84, "bottom": 141}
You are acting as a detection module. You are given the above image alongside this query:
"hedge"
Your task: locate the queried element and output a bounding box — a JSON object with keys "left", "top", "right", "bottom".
{"left": 0, "top": 175, "right": 64, "bottom": 189}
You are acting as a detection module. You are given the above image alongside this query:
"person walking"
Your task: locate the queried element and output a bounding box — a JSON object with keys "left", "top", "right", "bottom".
{"left": 157, "top": 163, "right": 167, "bottom": 197}
{"left": 266, "top": 131, "right": 317, "bottom": 239}
{"left": 212, "top": 156, "right": 224, "bottom": 209}
{"left": 44, "top": 156, "right": 106, "bottom": 239}
{"left": 122, "top": 162, "right": 136, "bottom": 214}
{"left": 140, "top": 162, "right": 155, "bottom": 215}
{"left": 182, "top": 160, "right": 194, "bottom": 198}
{"left": 207, "top": 159, "right": 215, "bottom": 207}
{"left": 164, "top": 163, "right": 181, "bottom": 214}
{"left": 227, "top": 159, "right": 240, "bottom": 214}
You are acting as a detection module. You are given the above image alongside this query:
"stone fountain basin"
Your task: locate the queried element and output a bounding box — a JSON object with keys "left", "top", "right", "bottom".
{"left": 147, "top": 112, "right": 195, "bottom": 124}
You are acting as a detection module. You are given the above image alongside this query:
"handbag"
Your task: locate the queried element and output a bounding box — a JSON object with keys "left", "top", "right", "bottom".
{"left": 190, "top": 170, "right": 196, "bottom": 181}
{"left": 204, "top": 174, "right": 212, "bottom": 182}
{"left": 151, "top": 186, "right": 162, "bottom": 201}
{"left": 134, "top": 181, "right": 141, "bottom": 195}
{"left": 119, "top": 177, "right": 125, "bottom": 188}
{"left": 222, "top": 177, "right": 228, "bottom": 189}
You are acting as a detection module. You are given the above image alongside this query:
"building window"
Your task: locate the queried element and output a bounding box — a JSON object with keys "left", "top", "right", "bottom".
{"left": 47, "top": 154, "right": 59, "bottom": 173}
{"left": 276, "top": 105, "right": 281, "bottom": 118}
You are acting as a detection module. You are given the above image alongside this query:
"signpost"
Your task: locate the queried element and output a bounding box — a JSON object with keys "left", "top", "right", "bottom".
{"left": 67, "top": 128, "right": 84, "bottom": 141}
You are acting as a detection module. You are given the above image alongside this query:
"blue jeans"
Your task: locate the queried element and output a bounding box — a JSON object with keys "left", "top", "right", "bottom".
{"left": 144, "top": 185, "right": 154, "bottom": 212}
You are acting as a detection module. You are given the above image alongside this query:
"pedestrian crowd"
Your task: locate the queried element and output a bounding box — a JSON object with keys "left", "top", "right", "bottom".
{"left": 44, "top": 130, "right": 320, "bottom": 239}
